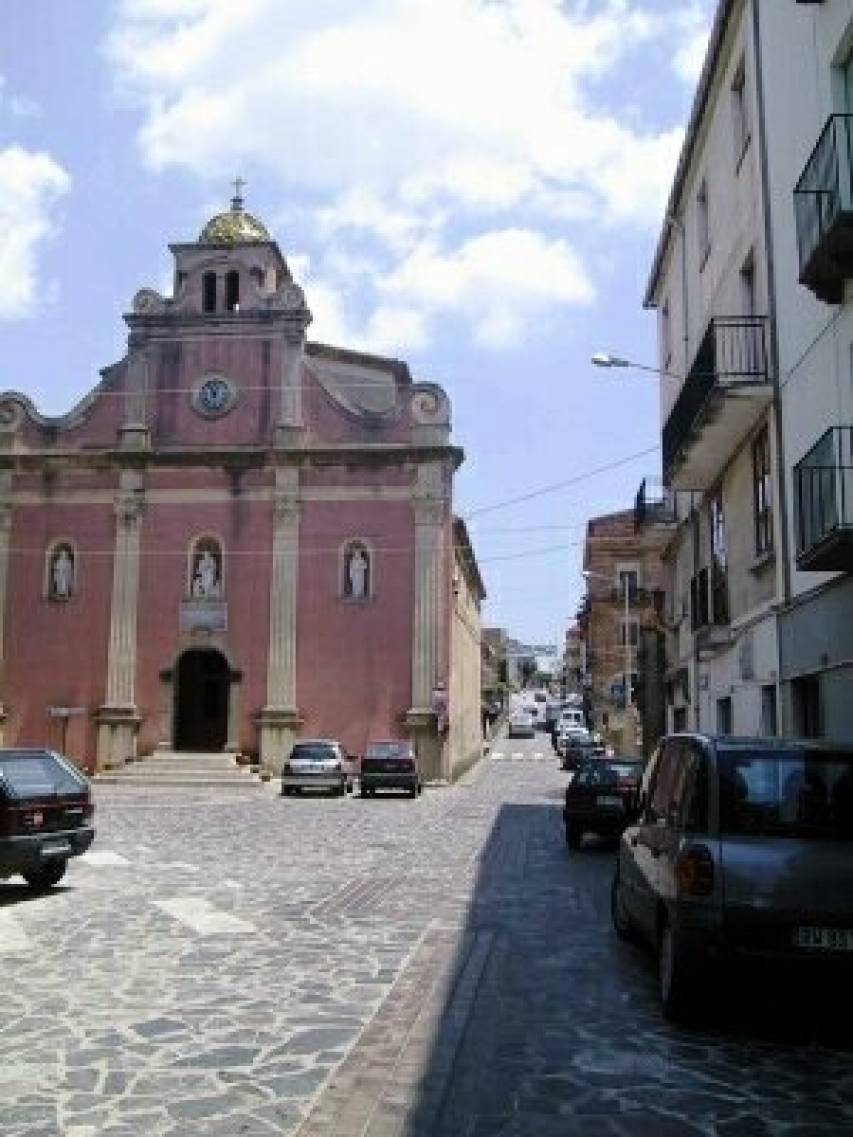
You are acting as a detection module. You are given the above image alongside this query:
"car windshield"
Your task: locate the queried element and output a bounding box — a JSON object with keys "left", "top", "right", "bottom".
{"left": 719, "top": 749, "right": 853, "bottom": 840}
{"left": 291, "top": 745, "right": 337, "bottom": 762}
{"left": 365, "top": 742, "right": 410, "bottom": 758}
{"left": 576, "top": 761, "right": 642, "bottom": 787}
{"left": 0, "top": 752, "right": 86, "bottom": 797}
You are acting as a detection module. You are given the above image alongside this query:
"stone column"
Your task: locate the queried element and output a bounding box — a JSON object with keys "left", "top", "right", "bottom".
{"left": 257, "top": 466, "right": 302, "bottom": 774}
{"left": 96, "top": 474, "right": 144, "bottom": 770}
{"left": 274, "top": 289, "right": 312, "bottom": 448}
{"left": 120, "top": 342, "right": 151, "bottom": 451}
{"left": 406, "top": 463, "right": 449, "bottom": 782}
{"left": 0, "top": 473, "right": 13, "bottom": 744}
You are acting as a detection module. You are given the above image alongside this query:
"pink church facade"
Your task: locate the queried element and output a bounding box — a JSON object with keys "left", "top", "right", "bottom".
{"left": 0, "top": 197, "right": 484, "bottom": 780}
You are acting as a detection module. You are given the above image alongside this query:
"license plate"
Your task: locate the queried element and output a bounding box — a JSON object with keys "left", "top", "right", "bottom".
{"left": 41, "top": 840, "right": 70, "bottom": 856}
{"left": 793, "top": 927, "right": 853, "bottom": 951}
{"left": 596, "top": 795, "right": 623, "bottom": 808}
{"left": 30, "top": 811, "right": 44, "bottom": 827}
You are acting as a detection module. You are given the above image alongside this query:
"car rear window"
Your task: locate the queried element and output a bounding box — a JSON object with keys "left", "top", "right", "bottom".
{"left": 576, "top": 761, "right": 642, "bottom": 787}
{"left": 291, "top": 744, "right": 338, "bottom": 761}
{"left": 719, "top": 749, "right": 853, "bottom": 840}
{"left": 0, "top": 753, "right": 86, "bottom": 797}
{"left": 365, "top": 742, "right": 411, "bottom": 759}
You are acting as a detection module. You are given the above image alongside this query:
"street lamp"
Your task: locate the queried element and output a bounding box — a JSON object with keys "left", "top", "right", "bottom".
{"left": 591, "top": 352, "right": 682, "bottom": 382}
{"left": 583, "top": 568, "right": 632, "bottom": 712}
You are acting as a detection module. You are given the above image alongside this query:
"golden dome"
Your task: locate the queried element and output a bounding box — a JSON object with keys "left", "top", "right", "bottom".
{"left": 199, "top": 194, "right": 270, "bottom": 244}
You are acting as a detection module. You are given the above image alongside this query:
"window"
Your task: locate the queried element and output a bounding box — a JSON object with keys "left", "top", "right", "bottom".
{"left": 618, "top": 619, "right": 639, "bottom": 648}
{"left": 752, "top": 427, "right": 773, "bottom": 556}
{"left": 45, "top": 542, "right": 76, "bottom": 601}
{"left": 717, "top": 696, "right": 733, "bottom": 735}
{"left": 697, "top": 178, "right": 710, "bottom": 267}
{"left": 202, "top": 272, "right": 217, "bottom": 313}
{"left": 690, "top": 567, "right": 710, "bottom": 630}
{"left": 661, "top": 300, "right": 672, "bottom": 369}
{"left": 225, "top": 270, "right": 240, "bottom": 312}
{"left": 709, "top": 490, "right": 729, "bottom": 624}
{"left": 673, "top": 706, "right": 688, "bottom": 732}
{"left": 761, "top": 684, "right": 778, "bottom": 736}
{"left": 648, "top": 743, "right": 682, "bottom": 822}
{"left": 740, "top": 253, "right": 756, "bottom": 318}
{"left": 342, "top": 541, "right": 372, "bottom": 600}
{"left": 616, "top": 567, "right": 639, "bottom": 599}
{"left": 792, "top": 676, "right": 822, "bottom": 739}
{"left": 731, "top": 56, "right": 750, "bottom": 167}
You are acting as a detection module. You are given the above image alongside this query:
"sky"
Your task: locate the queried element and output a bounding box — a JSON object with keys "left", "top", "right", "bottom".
{"left": 0, "top": 0, "right": 715, "bottom": 647}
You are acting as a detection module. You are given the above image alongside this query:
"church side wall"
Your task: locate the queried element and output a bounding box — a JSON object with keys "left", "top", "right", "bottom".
{"left": 3, "top": 502, "right": 115, "bottom": 772}
{"left": 295, "top": 499, "right": 414, "bottom": 756}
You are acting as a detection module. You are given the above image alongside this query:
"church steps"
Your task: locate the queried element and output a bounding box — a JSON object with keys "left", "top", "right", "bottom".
{"left": 95, "top": 752, "right": 264, "bottom": 788}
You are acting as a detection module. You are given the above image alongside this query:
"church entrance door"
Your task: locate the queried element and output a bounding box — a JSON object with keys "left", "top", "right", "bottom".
{"left": 174, "top": 649, "right": 230, "bottom": 751}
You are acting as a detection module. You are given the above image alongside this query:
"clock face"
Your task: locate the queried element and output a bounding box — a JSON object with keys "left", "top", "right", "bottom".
{"left": 193, "top": 374, "right": 235, "bottom": 417}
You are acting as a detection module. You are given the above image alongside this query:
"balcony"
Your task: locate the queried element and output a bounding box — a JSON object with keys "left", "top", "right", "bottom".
{"left": 634, "top": 477, "right": 677, "bottom": 529}
{"left": 794, "top": 426, "right": 853, "bottom": 571}
{"left": 663, "top": 317, "right": 772, "bottom": 490}
{"left": 794, "top": 115, "right": 853, "bottom": 304}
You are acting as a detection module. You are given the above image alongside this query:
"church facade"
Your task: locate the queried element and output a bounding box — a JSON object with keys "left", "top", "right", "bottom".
{"left": 0, "top": 195, "right": 484, "bottom": 781}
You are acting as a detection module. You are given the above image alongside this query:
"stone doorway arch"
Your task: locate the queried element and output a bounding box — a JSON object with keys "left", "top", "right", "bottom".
{"left": 174, "top": 648, "right": 230, "bottom": 752}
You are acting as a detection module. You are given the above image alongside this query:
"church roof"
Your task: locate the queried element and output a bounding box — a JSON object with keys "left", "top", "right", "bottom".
{"left": 199, "top": 189, "right": 270, "bottom": 245}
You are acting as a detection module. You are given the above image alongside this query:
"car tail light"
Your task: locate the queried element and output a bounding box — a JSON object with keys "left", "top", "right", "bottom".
{"left": 676, "top": 844, "right": 714, "bottom": 897}
{"left": 282, "top": 762, "right": 291, "bottom": 775}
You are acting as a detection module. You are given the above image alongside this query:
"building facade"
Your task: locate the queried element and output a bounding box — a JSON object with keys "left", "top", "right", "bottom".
{"left": 579, "top": 508, "right": 669, "bottom": 753}
{"left": 0, "top": 195, "right": 484, "bottom": 778}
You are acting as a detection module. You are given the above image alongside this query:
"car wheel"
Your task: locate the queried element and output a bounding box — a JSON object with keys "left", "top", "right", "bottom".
{"left": 658, "top": 920, "right": 695, "bottom": 1022}
{"left": 610, "top": 870, "right": 636, "bottom": 942}
{"left": 565, "top": 823, "right": 582, "bottom": 850}
{"left": 23, "top": 860, "right": 68, "bottom": 891}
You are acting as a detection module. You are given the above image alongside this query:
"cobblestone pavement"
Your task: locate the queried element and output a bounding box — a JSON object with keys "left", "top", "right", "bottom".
{"left": 1, "top": 734, "right": 852, "bottom": 1137}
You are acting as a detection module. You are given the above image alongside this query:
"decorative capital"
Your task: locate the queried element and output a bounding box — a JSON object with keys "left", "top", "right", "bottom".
{"left": 413, "top": 498, "right": 447, "bottom": 527}
{"left": 115, "top": 490, "right": 145, "bottom": 525}
{"left": 272, "top": 492, "right": 301, "bottom": 526}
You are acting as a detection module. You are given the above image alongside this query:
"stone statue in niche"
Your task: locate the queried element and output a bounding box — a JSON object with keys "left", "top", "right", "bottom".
{"left": 51, "top": 547, "right": 74, "bottom": 599}
{"left": 345, "top": 547, "right": 369, "bottom": 599}
{"left": 192, "top": 547, "right": 221, "bottom": 599}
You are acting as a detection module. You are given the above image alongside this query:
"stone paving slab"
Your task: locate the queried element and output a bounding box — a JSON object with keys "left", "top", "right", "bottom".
{"left": 1, "top": 738, "right": 851, "bottom": 1136}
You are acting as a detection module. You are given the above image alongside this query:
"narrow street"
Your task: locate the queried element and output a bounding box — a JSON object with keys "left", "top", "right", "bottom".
{"left": 2, "top": 737, "right": 852, "bottom": 1137}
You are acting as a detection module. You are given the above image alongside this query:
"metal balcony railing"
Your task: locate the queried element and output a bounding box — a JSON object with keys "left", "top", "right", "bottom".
{"left": 794, "top": 114, "right": 853, "bottom": 303}
{"left": 794, "top": 426, "right": 853, "bottom": 571}
{"left": 635, "top": 477, "right": 678, "bottom": 528}
{"left": 662, "top": 316, "right": 769, "bottom": 481}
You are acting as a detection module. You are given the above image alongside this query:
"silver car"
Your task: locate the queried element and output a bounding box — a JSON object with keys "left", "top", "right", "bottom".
{"left": 612, "top": 734, "right": 853, "bottom": 1020}
{"left": 281, "top": 739, "right": 348, "bottom": 796}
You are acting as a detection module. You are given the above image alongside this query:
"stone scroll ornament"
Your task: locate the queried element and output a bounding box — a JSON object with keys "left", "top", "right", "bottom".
{"left": 410, "top": 384, "right": 450, "bottom": 425}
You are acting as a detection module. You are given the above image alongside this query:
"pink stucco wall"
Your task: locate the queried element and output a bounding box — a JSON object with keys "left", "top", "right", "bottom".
{"left": 134, "top": 495, "right": 273, "bottom": 754}
{"left": 296, "top": 501, "right": 414, "bottom": 755}
{"left": 3, "top": 502, "right": 115, "bottom": 771}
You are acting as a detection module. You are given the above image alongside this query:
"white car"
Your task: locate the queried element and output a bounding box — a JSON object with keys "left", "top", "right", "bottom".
{"left": 508, "top": 711, "right": 536, "bottom": 739}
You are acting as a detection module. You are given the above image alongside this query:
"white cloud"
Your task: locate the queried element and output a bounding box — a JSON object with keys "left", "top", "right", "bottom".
{"left": 671, "top": 4, "right": 714, "bottom": 84}
{"left": 0, "top": 146, "right": 71, "bottom": 319}
{"left": 104, "top": 0, "right": 692, "bottom": 349}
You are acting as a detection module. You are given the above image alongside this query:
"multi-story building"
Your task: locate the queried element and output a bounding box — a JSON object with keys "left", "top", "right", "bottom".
{"left": 579, "top": 508, "right": 668, "bottom": 753}
{"left": 643, "top": 0, "right": 853, "bottom": 742}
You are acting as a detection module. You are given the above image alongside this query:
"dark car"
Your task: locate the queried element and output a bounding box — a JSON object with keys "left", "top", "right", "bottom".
{"left": 281, "top": 740, "right": 348, "bottom": 796}
{"left": 360, "top": 740, "right": 421, "bottom": 798}
{"left": 611, "top": 734, "right": 853, "bottom": 1021}
{"left": 0, "top": 748, "right": 95, "bottom": 890}
{"left": 563, "top": 755, "right": 644, "bottom": 848}
{"left": 560, "top": 730, "right": 605, "bottom": 770}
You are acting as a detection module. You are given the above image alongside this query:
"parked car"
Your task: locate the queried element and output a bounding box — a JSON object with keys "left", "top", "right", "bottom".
{"left": 508, "top": 710, "right": 536, "bottom": 739}
{"left": 555, "top": 724, "right": 592, "bottom": 758}
{"left": 563, "top": 755, "right": 644, "bottom": 848}
{"left": 0, "top": 748, "right": 95, "bottom": 890}
{"left": 559, "top": 729, "right": 607, "bottom": 769}
{"left": 552, "top": 707, "right": 585, "bottom": 749}
{"left": 611, "top": 734, "right": 853, "bottom": 1021}
{"left": 360, "top": 740, "right": 421, "bottom": 798}
{"left": 281, "top": 739, "right": 348, "bottom": 796}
